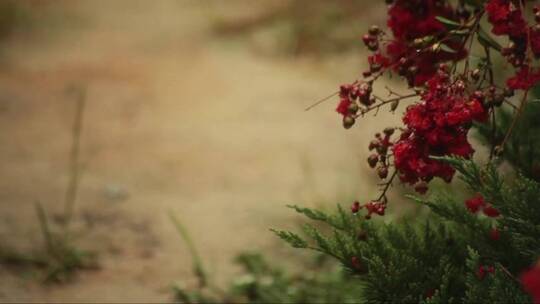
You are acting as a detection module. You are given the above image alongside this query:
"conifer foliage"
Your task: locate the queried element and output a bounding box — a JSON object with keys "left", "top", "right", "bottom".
{"left": 274, "top": 0, "right": 540, "bottom": 302}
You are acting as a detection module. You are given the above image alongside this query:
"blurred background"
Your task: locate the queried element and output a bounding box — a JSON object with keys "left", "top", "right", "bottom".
{"left": 0, "top": 1, "right": 406, "bottom": 302}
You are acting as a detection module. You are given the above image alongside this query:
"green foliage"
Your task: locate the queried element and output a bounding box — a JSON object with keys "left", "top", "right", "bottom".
{"left": 172, "top": 214, "right": 362, "bottom": 304}
{"left": 172, "top": 251, "right": 363, "bottom": 304}
{"left": 0, "top": 204, "right": 97, "bottom": 283}
{"left": 274, "top": 157, "right": 540, "bottom": 303}
{"left": 226, "top": 252, "right": 362, "bottom": 304}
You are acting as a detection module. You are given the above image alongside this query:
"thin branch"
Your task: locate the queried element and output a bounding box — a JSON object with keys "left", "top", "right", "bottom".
{"left": 63, "top": 87, "right": 86, "bottom": 229}
{"left": 305, "top": 91, "right": 339, "bottom": 111}
{"left": 376, "top": 170, "right": 398, "bottom": 202}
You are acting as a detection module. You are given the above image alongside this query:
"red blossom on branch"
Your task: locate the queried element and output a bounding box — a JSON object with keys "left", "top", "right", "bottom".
{"left": 325, "top": 0, "right": 540, "bottom": 212}
{"left": 521, "top": 262, "right": 540, "bottom": 304}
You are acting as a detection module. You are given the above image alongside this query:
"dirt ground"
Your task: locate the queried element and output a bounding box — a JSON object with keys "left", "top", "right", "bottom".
{"left": 0, "top": 1, "right": 402, "bottom": 302}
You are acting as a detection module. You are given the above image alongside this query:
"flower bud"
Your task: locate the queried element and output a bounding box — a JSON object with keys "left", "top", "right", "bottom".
{"left": 489, "top": 227, "right": 500, "bottom": 241}
{"left": 367, "top": 154, "right": 379, "bottom": 168}
{"left": 368, "top": 25, "right": 380, "bottom": 36}
{"left": 414, "top": 181, "right": 428, "bottom": 194}
{"left": 347, "top": 102, "right": 359, "bottom": 114}
{"left": 471, "top": 68, "right": 481, "bottom": 81}
{"left": 383, "top": 127, "right": 395, "bottom": 136}
{"left": 368, "top": 140, "right": 379, "bottom": 151}
{"left": 343, "top": 116, "right": 355, "bottom": 129}
{"left": 493, "top": 94, "right": 504, "bottom": 107}
{"left": 362, "top": 34, "right": 372, "bottom": 45}
{"left": 504, "top": 87, "right": 514, "bottom": 97}
{"left": 390, "top": 100, "right": 399, "bottom": 111}
{"left": 367, "top": 41, "right": 379, "bottom": 52}
{"left": 472, "top": 90, "right": 484, "bottom": 101}
{"left": 351, "top": 201, "right": 361, "bottom": 213}
{"left": 377, "top": 167, "right": 388, "bottom": 179}
{"left": 413, "top": 38, "right": 424, "bottom": 48}
{"left": 370, "top": 63, "right": 382, "bottom": 73}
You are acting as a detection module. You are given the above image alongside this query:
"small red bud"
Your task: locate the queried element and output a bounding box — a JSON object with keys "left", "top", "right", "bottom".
{"left": 383, "top": 127, "right": 395, "bottom": 136}
{"left": 477, "top": 265, "right": 488, "bottom": 280}
{"left": 472, "top": 90, "right": 485, "bottom": 101}
{"left": 351, "top": 201, "right": 361, "bottom": 213}
{"left": 489, "top": 227, "right": 500, "bottom": 241}
{"left": 351, "top": 256, "right": 361, "bottom": 268}
{"left": 483, "top": 205, "right": 500, "bottom": 218}
{"left": 367, "top": 154, "right": 379, "bottom": 168}
{"left": 368, "top": 140, "right": 380, "bottom": 151}
{"left": 377, "top": 167, "right": 389, "bottom": 179}
{"left": 362, "top": 34, "right": 372, "bottom": 45}
{"left": 414, "top": 181, "right": 429, "bottom": 194}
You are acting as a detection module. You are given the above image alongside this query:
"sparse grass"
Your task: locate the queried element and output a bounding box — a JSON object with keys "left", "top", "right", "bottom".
{"left": 169, "top": 212, "right": 362, "bottom": 304}
{"left": 0, "top": 85, "right": 98, "bottom": 283}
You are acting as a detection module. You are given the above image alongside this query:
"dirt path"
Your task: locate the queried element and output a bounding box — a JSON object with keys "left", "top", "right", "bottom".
{"left": 0, "top": 1, "right": 397, "bottom": 302}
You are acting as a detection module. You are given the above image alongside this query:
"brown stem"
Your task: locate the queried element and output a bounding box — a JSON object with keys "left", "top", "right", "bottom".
{"left": 376, "top": 170, "right": 398, "bottom": 203}
{"left": 357, "top": 93, "right": 418, "bottom": 117}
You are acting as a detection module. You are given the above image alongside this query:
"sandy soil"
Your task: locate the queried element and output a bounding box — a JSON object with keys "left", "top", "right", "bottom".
{"left": 0, "top": 1, "right": 401, "bottom": 302}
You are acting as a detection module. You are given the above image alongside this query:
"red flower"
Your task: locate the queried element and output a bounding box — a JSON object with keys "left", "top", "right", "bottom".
{"left": 393, "top": 70, "right": 483, "bottom": 187}
{"left": 351, "top": 256, "right": 363, "bottom": 270}
{"left": 507, "top": 68, "right": 540, "bottom": 91}
{"left": 336, "top": 98, "right": 352, "bottom": 116}
{"left": 483, "top": 205, "right": 501, "bottom": 218}
{"left": 465, "top": 195, "right": 486, "bottom": 213}
{"left": 486, "top": 0, "right": 527, "bottom": 37}
{"left": 489, "top": 227, "right": 500, "bottom": 241}
{"left": 521, "top": 263, "right": 540, "bottom": 304}
{"left": 477, "top": 265, "right": 495, "bottom": 280}
{"left": 531, "top": 29, "right": 540, "bottom": 57}
{"left": 351, "top": 201, "right": 361, "bottom": 214}
{"left": 381, "top": 0, "right": 466, "bottom": 85}
{"left": 364, "top": 201, "right": 386, "bottom": 217}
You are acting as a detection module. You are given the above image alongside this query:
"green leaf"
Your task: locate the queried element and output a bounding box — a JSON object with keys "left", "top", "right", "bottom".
{"left": 450, "top": 29, "right": 470, "bottom": 36}
{"left": 477, "top": 27, "right": 502, "bottom": 52}
{"left": 440, "top": 43, "right": 457, "bottom": 53}
{"left": 270, "top": 229, "right": 308, "bottom": 248}
{"left": 435, "top": 16, "right": 461, "bottom": 28}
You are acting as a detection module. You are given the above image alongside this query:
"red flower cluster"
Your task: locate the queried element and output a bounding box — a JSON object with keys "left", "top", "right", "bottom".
{"left": 393, "top": 66, "right": 486, "bottom": 187}
{"left": 334, "top": 0, "right": 540, "bottom": 205}
{"left": 384, "top": 0, "right": 466, "bottom": 86}
{"left": 477, "top": 265, "right": 495, "bottom": 280}
{"left": 486, "top": 0, "right": 527, "bottom": 38}
{"left": 486, "top": 0, "right": 540, "bottom": 90}
{"left": 336, "top": 82, "right": 375, "bottom": 128}
{"left": 351, "top": 256, "right": 363, "bottom": 270}
{"left": 464, "top": 194, "right": 500, "bottom": 217}
{"left": 350, "top": 200, "right": 386, "bottom": 219}
{"left": 521, "top": 262, "right": 540, "bottom": 304}
{"left": 507, "top": 67, "right": 540, "bottom": 90}
{"left": 489, "top": 227, "right": 500, "bottom": 241}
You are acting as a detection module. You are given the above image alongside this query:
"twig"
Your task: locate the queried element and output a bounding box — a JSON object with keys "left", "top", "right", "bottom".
{"left": 376, "top": 170, "right": 398, "bottom": 202}
{"left": 305, "top": 91, "right": 339, "bottom": 111}
{"left": 169, "top": 212, "right": 208, "bottom": 288}
{"left": 497, "top": 263, "right": 520, "bottom": 283}
{"left": 35, "top": 202, "right": 54, "bottom": 254}
{"left": 357, "top": 93, "right": 417, "bottom": 117}
{"left": 63, "top": 87, "right": 86, "bottom": 229}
